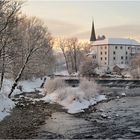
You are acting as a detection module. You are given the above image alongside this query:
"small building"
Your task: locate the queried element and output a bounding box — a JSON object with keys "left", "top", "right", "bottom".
{"left": 89, "top": 21, "right": 140, "bottom": 71}
{"left": 113, "top": 64, "right": 128, "bottom": 75}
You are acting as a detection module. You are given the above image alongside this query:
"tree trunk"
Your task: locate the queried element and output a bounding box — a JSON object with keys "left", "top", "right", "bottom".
{"left": 0, "top": 47, "right": 5, "bottom": 91}
{"left": 62, "top": 51, "right": 70, "bottom": 74}
{"left": 8, "top": 52, "right": 31, "bottom": 98}
{"left": 73, "top": 46, "right": 77, "bottom": 72}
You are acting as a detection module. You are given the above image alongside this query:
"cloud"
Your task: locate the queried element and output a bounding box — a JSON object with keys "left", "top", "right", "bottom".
{"left": 72, "top": 24, "right": 140, "bottom": 41}
{"left": 45, "top": 19, "right": 84, "bottom": 37}
{"left": 43, "top": 18, "right": 140, "bottom": 42}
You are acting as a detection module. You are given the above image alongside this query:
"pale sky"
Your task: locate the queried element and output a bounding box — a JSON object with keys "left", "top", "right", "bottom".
{"left": 22, "top": 0, "right": 140, "bottom": 41}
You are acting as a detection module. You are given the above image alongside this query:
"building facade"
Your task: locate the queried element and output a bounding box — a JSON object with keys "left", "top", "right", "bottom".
{"left": 89, "top": 22, "right": 140, "bottom": 71}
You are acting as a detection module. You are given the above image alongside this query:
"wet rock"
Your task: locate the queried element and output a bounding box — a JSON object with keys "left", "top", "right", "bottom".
{"left": 121, "top": 92, "right": 126, "bottom": 97}
{"left": 130, "top": 128, "right": 140, "bottom": 134}
{"left": 85, "top": 135, "right": 93, "bottom": 138}
{"left": 101, "top": 113, "right": 108, "bottom": 118}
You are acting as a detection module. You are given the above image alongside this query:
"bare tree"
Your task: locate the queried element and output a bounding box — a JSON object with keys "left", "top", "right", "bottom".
{"left": 58, "top": 38, "right": 70, "bottom": 74}
{"left": 0, "top": 0, "right": 22, "bottom": 90}
{"left": 8, "top": 17, "right": 53, "bottom": 98}
{"left": 58, "top": 37, "right": 86, "bottom": 74}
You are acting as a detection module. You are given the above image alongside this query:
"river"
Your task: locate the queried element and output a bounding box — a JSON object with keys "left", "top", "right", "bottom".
{"left": 37, "top": 94, "right": 140, "bottom": 139}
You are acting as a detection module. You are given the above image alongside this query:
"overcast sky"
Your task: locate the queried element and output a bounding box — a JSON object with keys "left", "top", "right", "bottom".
{"left": 22, "top": 0, "right": 140, "bottom": 41}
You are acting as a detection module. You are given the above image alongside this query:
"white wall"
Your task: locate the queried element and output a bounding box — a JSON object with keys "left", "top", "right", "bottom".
{"left": 91, "top": 44, "right": 140, "bottom": 71}
{"left": 108, "top": 45, "right": 131, "bottom": 67}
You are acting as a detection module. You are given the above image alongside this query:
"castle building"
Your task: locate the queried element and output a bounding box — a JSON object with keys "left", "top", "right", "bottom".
{"left": 89, "top": 21, "right": 140, "bottom": 71}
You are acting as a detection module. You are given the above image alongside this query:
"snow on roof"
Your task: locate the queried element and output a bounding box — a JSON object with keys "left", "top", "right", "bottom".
{"left": 87, "top": 50, "right": 96, "bottom": 56}
{"left": 91, "top": 38, "right": 140, "bottom": 46}
{"left": 114, "top": 64, "right": 128, "bottom": 69}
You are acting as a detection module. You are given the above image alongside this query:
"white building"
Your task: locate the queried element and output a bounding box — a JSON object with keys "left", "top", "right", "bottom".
{"left": 89, "top": 21, "right": 140, "bottom": 71}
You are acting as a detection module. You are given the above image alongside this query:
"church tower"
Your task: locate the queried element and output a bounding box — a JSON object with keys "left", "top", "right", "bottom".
{"left": 90, "top": 20, "right": 96, "bottom": 43}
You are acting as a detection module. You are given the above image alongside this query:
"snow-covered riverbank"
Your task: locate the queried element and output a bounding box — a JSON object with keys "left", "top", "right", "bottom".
{"left": 0, "top": 78, "right": 46, "bottom": 121}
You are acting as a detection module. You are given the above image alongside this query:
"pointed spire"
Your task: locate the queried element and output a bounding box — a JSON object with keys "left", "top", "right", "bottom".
{"left": 90, "top": 20, "right": 96, "bottom": 42}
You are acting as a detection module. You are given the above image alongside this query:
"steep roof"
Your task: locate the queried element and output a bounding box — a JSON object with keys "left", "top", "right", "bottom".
{"left": 90, "top": 21, "right": 96, "bottom": 42}
{"left": 91, "top": 38, "right": 140, "bottom": 46}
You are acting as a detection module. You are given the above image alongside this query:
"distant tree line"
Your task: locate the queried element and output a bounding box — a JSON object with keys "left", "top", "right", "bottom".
{"left": 57, "top": 37, "right": 90, "bottom": 74}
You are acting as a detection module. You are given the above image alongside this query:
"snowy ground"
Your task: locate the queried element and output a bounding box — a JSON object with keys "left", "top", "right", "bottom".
{"left": 0, "top": 77, "right": 47, "bottom": 121}
{"left": 0, "top": 94, "right": 15, "bottom": 121}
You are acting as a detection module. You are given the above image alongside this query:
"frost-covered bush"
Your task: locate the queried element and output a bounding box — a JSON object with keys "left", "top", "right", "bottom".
{"left": 42, "top": 78, "right": 106, "bottom": 113}
{"left": 43, "top": 78, "right": 67, "bottom": 94}
{"left": 53, "top": 87, "right": 77, "bottom": 103}
{"left": 79, "top": 79, "right": 100, "bottom": 99}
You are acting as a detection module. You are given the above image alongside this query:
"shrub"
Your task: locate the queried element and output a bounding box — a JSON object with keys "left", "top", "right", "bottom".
{"left": 79, "top": 78, "right": 100, "bottom": 99}
{"left": 43, "top": 78, "right": 67, "bottom": 94}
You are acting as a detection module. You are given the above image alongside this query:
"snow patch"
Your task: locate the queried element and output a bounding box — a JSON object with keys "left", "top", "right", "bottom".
{"left": 121, "top": 92, "right": 126, "bottom": 96}
{"left": 54, "top": 70, "right": 69, "bottom": 76}
{"left": 0, "top": 94, "right": 15, "bottom": 121}
{"left": 0, "top": 77, "right": 48, "bottom": 121}
{"left": 1, "top": 78, "right": 47, "bottom": 97}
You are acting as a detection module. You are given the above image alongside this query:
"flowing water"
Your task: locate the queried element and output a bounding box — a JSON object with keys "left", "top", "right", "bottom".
{"left": 37, "top": 92, "right": 140, "bottom": 139}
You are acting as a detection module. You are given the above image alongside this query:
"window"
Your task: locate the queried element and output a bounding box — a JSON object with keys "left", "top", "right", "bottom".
{"left": 126, "top": 51, "right": 128, "bottom": 55}
{"left": 105, "top": 51, "right": 107, "bottom": 55}
{"left": 115, "top": 46, "right": 117, "bottom": 49}
{"left": 101, "top": 57, "right": 102, "bottom": 60}
{"left": 113, "top": 57, "right": 116, "bottom": 60}
{"left": 121, "top": 56, "right": 123, "bottom": 59}
{"left": 121, "top": 61, "right": 123, "bottom": 64}
{"left": 101, "top": 52, "right": 102, "bottom": 55}
{"left": 105, "top": 46, "right": 107, "bottom": 49}
{"left": 105, "top": 62, "right": 106, "bottom": 65}
{"left": 120, "top": 46, "right": 123, "bottom": 49}
{"left": 126, "top": 56, "right": 127, "bottom": 60}
{"left": 113, "top": 51, "right": 115, "bottom": 55}
{"left": 105, "top": 57, "right": 107, "bottom": 60}
{"left": 128, "top": 47, "right": 130, "bottom": 50}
